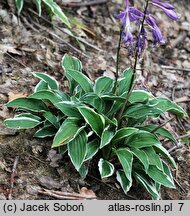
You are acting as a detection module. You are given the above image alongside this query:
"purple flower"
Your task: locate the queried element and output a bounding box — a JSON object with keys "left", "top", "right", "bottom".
{"left": 115, "top": 0, "right": 143, "bottom": 46}
{"left": 152, "top": 0, "right": 179, "bottom": 20}
{"left": 146, "top": 15, "right": 165, "bottom": 45}
{"left": 123, "top": 26, "right": 134, "bottom": 45}
{"left": 129, "top": 7, "right": 144, "bottom": 22}
{"left": 115, "top": 0, "right": 133, "bottom": 45}
{"left": 115, "top": 0, "right": 178, "bottom": 54}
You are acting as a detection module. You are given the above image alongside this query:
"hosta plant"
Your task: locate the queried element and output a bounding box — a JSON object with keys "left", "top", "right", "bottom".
{"left": 14, "top": 0, "right": 93, "bottom": 48}
{"left": 4, "top": 54, "right": 187, "bottom": 199}
{"left": 15, "top": 0, "right": 70, "bottom": 28}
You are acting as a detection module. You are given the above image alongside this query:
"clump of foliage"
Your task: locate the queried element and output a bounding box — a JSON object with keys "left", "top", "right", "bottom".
{"left": 4, "top": 54, "right": 187, "bottom": 199}
{"left": 4, "top": 0, "right": 187, "bottom": 199}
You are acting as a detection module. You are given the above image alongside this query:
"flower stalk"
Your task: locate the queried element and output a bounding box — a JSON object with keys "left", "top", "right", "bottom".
{"left": 113, "top": 29, "right": 123, "bottom": 93}
{"left": 117, "top": 0, "right": 150, "bottom": 126}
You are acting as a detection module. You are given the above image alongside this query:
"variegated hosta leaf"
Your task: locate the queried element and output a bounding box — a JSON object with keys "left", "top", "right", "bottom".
{"left": 61, "top": 54, "right": 82, "bottom": 93}
{"left": 94, "top": 76, "right": 114, "bottom": 95}
{"left": 153, "top": 144, "right": 176, "bottom": 168}
{"left": 78, "top": 106, "right": 105, "bottom": 136}
{"left": 112, "top": 127, "right": 139, "bottom": 144}
{"left": 43, "top": 111, "right": 59, "bottom": 129}
{"left": 68, "top": 130, "right": 87, "bottom": 171}
{"left": 98, "top": 158, "right": 114, "bottom": 178}
{"left": 34, "top": 126, "right": 56, "bottom": 138}
{"left": 115, "top": 148, "right": 133, "bottom": 181}
{"left": 42, "top": 0, "right": 70, "bottom": 28}
{"left": 62, "top": 54, "right": 82, "bottom": 72}
{"left": 6, "top": 98, "right": 49, "bottom": 112}
{"left": 15, "top": 0, "right": 24, "bottom": 15}
{"left": 79, "top": 163, "right": 88, "bottom": 178}
{"left": 32, "top": 72, "right": 59, "bottom": 90}
{"left": 52, "top": 118, "right": 84, "bottom": 148}
{"left": 85, "top": 140, "right": 99, "bottom": 161}
{"left": 80, "top": 93, "right": 105, "bottom": 113}
{"left": 100, "top": 126, "right": 115, "bottom": 149}
{"left": 142, "top": 147, "right": 163, "bottom": 171}
{"left": 130, "top": 148, "right": 149, "bottom": 171}
{"left": 55, "top": 101, "right": 81, "bottom": 118}
{"left": 34, "top": 80, "right": 49, "bottom": 92}
{"left": 4, "top": 117, "right": 41, "bottom": 129}
{"left": 14, "top": 113, "right": 41, "bottom": 121}
{"left": 118, "top": 68, "right": 133, "bottom": 95}
{"left": 29, "top": 90, "right": 62, "bottom": 104}
{"left": 128, "top": 90, "right": 154, "bottom": 104}
{"left": 140, "top": 124, "right": 177, "bottom": 145}
{"left": 146, "top": 165, "right": 175, "bottom": 188}
{"left": 126, "top": 131, "right": 161, "bottom": 148}
{"left": 32, "top": 0, "right": 42, "bottom": 16}
{"left": 134, "top": 171, "right": 161, "bottom": 200}
{"left": 66, "top": 69, "right": 93, "bottom": 93}
{"left": 162, "top": 161, "right": 175, "bottom": 187}
{"left": 124, "top": 104, "right": 162, "bottom": 119}
{"left": 149, "top": 98, "right": 187, "bottom": 117}
{"left": 116, "top": 170, "right": 132, "bottom": 193}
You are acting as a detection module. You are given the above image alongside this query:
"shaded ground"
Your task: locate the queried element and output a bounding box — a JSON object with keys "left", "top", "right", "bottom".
{"left": 0, "top": 0, "right": 190, "bottom": 200}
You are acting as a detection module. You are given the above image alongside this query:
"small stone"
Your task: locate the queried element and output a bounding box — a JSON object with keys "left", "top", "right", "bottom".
{"left": 78, "top": 179, "right": 86, "bottom": 187}
{"left": 0, "top": 93, "right": 7, "bottom": 102}
{"left": 0, "top": 193, "right": 6, "bottom": 200}
{"left": 0, "top": 125, "right": 17, "bottom": 136}
{"left": 26, "top": 185, "right": 41, "bottom": 195}
{"left": 182, "top": 60, "right": 190, "bottom": 68}
{"left": 38, "top": 176, "right": 62, "bottom": 189}
{"left": 177, "top": 156, "right": 185, "bottom": 162}
{"left": 176, "top": 60, "right": 182, "bottom": 67}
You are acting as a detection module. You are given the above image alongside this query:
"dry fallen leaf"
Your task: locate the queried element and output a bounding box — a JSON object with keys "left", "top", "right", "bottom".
{"left": 8, "top": 92, "right": 28, "bottom": 102}
{"left": 0, "top": 160, "right": 7, "bottom": 170}
{"left": 79, "top": 187, "right": 96, "bottom": 199}
{"left": 174, "top": 96, "right": 190, "bottom": 103}
{"left": 38, "top": 176, "right": 62, "bottom": 190}
{"left": 0, "top": 44, "right": 22, "bottom": 55}
{"left": 47, "top": 149, "right": 63, "bottom": 168}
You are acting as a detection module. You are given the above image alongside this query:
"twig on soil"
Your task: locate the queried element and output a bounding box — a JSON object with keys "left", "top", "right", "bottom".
{"left": 26, "top": 154, "right": 47, "bottom": 164}
{"left": 176, "top": 133, "right": 190, "bottom": 140}
{"left": 60, "top": 0, "right": 108, "bottom": 7}
{"left": 7, "top": 156, "right": 19, "bottom": 200}
{"left": 38, "top": 188, "right": 97, "bottom": 200}
{"left": 171, "top": 87, "right": 176, "bottom": 103}
{"left": 177, "top": 116, "right": 186, "bottom": 131}
{"left": 150, "top": 117, "right": 175, "bottom": 134}
{"left": 174, "top": 179, "right": 187, "bottom": 194}
{"left": 31, "top": 20, "right": 90, "bottom": 58}
{"left": 168, "top": 137, "right": 190, "bottom": 153}
{"left": 170, "top": 31, "right": 188, "bottom": 48}
{"left": 21, "top": 16, "right": 40, "bottom": 33}
{"left": 5, "top": 52, "right": 27, "bottom": 68}
{"left": 161, "top": 65, "right": 190, "bottom": 73}
{"left": 172, "top": 87, "right": 187, "bottom": 132}
{"left": 27, "top": 8, "right": 102, "bottom": 52}
{"left": 168, "top": 145, "right": 183, "bottom": 153}
{"left": 174, "top": 96, "right": 190, "bottom": 103}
